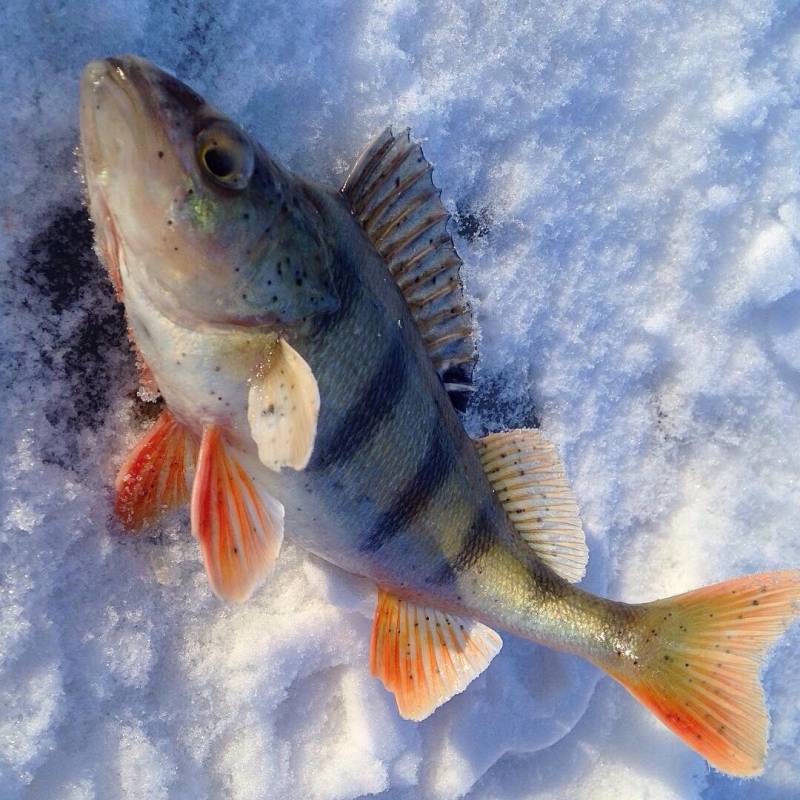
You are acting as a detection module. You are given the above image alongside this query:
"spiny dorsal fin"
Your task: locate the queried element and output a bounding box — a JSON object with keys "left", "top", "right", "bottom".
{"left": 475, "top": 429, "right": 587, "bottom": 583}
{"left": 342, "top": 128, "right": 475, "bottom": 409}
{"left": 370, "top": 588, "right": 502, "bottom": 720}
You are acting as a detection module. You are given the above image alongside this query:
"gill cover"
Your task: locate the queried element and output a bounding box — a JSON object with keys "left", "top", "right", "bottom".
{"left": 79, "top": 55, "right": 338, "bottom": 330}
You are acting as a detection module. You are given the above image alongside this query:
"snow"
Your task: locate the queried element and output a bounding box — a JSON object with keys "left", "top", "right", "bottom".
{"left": 2, "top": 1, "right": 800, "bottom": 798}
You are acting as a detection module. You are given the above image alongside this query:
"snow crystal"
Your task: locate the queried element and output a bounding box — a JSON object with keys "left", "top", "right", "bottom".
{"left": 1, "top": 1, "right": 799, "bottom": 798}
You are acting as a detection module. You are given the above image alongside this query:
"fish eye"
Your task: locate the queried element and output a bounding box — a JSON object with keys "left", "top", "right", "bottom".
{"left": 196, "top": 121, "right": 254, "bottom": 190}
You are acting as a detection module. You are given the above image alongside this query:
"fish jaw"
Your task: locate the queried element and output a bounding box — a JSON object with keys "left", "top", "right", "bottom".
{"left": 79, "top": 58, "right": 164, "bottom": 300}
{"left": 79, "top": 55, "right": 338, "bottom": 333}
{"left": 79, "top": 55, "right": 213, "bottom": 328}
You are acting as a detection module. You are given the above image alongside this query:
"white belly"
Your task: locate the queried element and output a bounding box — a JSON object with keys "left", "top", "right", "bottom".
{"left": 121, "top": 264, "right": 271, "bottom": 454}
{"left": 118, "top": 261, "right": 368, "bottom": 571}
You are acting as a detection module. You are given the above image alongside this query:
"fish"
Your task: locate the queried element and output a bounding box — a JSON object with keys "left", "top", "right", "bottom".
{"left": 78, "top": 54, "right": 799, "bottom": 776}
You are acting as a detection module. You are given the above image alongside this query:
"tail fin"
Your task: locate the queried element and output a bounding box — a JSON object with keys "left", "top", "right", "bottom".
{"left": 605, "top": 570, "right": 800, "bottom": 775}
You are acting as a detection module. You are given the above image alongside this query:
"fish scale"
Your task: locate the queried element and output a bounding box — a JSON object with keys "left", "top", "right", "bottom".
{"left": 80, "top": 54, "right": 800, "bottom": 777}
{"left": 277, "top": 189, "right": 516, "bottom": 601}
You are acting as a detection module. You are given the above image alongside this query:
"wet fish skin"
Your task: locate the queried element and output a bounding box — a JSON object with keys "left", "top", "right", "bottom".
{"left": 80, "top": 57, "right": 338, "bottom": 333}
{"left": 79, "top": 55, "right": 800, "bottom": 776}
{"left": 80, "top": 56, "right": 598, "bottom": 647}
{"left": 81, "top": 58, "right": 488, "bottom": 581}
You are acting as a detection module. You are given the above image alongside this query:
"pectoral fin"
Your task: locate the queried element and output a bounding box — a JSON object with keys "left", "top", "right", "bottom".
{"left": 114, "top": 408, "right": 196, "bottom": 528}
{"left": 370, "top": 588, "right": 502, "bottom": 720}
{"left": 191, "top": 424, "right": 284, "bottom": 602}
{"left": 247, "top": 339, "right": 320, "bottom": 471}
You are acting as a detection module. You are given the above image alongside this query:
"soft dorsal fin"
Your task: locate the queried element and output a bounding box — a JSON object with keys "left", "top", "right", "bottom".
{"left": 342, "top": 128, "right": 475, "bottom": 409}
{"left": 475, "top": 429, "right": 587, "bottom": 583}
{"left": 114, "top": 408, "right": 197, "bottom": 529}
{"left": 191, "top": 424, "right": 284, "bottom": 602}
{"left": 370, "top": 588, "right": 502, "bottom": 720}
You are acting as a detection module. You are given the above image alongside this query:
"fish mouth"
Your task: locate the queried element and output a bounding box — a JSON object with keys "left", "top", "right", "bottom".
{"left": 78, "top": 57, "right": 155, "bottom": 251}
{"left": 77, "top": 56, "right": 204, "bottom": 315}
{"left": 78, "top": 59, "right": 145, "bottom": 296}
{"left": 79, "top": 55, "right": 204, "bottom": 172}
{"left": 80, "top": 58, "right": 139, "bottom": 172}
{"left": 78, "top": 56, "right": 167, "bottom": 193}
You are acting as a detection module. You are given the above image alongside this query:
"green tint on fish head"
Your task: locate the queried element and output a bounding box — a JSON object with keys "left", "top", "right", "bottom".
{"left": 79, "top": 55, "right": 338, "bottom": 330}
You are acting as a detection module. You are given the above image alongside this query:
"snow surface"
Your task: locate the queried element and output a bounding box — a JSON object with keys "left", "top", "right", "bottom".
{"left": 2, "top": 1, "right": 800, "bottom": 798}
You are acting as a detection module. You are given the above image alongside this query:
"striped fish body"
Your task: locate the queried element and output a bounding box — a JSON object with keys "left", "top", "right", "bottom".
{"left": 256, "top": 186, "right": 540, "bottom": 618}
{"left": 122, "top": 173, "right": 550, "bottom": 634}
{"left": 81, "top": 56, "right": 800, "bottom": 777}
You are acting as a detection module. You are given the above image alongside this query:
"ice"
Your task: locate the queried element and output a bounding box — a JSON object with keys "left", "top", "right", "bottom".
{"left": 1, "top": 1, "right": 799, "bottom": 798}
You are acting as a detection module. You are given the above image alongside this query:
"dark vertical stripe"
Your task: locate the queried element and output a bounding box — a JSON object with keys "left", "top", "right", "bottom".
{"left": 313, "top": 246, "right": 360, "bottom": 336}
{"left": 359, "top": 432, "right": 453, "bottom": 552}
{"left": 432, "top": 504, "right": 495, "bottom": 584}
{"left": 310, "top": 335, "right": 407, "bottom": 470}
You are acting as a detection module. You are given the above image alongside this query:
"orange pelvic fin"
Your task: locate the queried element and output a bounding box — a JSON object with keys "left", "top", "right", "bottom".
{"left": 114, "top": 409, "right": 197, "bottom": 529}
{"left": 607, "top": 570, "right": 800, "bottom": 775}
{"left": 191, "top": 424, "right": 284, "bottom": 603}
{"left": 370, "top": 588, "right": 502, "bottom": 720}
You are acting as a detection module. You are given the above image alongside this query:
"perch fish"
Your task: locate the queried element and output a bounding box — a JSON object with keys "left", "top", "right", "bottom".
{"left": 78, "top": 55, "right": 799, "bottom": 776}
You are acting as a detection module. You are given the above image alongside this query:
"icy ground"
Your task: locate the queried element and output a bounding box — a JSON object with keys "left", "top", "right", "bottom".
{"left": 2, "top": 1, "right": 800, "bottom": 798}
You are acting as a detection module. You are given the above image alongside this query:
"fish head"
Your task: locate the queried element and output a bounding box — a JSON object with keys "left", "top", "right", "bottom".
{"left": 79, "top": 54, "right": 338, "bottom": 329}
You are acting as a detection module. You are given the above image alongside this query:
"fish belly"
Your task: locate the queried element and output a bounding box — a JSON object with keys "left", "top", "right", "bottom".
{"left": 120, "top": 261, "right": 267, "bottom": 451}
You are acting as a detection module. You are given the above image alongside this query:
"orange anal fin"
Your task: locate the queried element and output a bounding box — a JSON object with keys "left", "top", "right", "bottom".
{"left": 608, "top": 570, "right": 800, "bottom": 776}
{"left": 369, "top": 588, "right": 502, "bottom": 720}
{"left": 114, "top": 409, "right": 196, "bottom": 529}
{"left": 191, "top": 424, "right": 284, "bottom": 603}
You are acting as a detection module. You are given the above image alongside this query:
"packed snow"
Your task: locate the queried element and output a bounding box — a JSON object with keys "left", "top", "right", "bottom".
{"left": 2, "top": 1, "right": 800, "bottom": 798}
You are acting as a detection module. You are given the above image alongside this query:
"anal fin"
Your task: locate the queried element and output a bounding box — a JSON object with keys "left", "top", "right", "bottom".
{"left": 114, "top": 408, "right": 196, "bottom": 528}
{"left": 191, "top": 424, "right": 284, "bottom": 602}
{"left": 370, "top": 588, "right": 502, "bottom": 720}
{"left": 475, "top": 429, "right": 587, "bottom": 582}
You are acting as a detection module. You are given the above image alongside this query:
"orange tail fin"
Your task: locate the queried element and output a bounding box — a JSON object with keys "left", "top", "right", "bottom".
{"left": 605, "top": 570, "right": 800, "bottom": 776}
